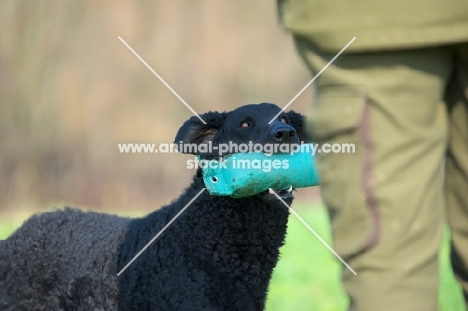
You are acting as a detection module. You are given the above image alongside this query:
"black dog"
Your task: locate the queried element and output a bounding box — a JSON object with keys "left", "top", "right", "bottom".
{"left": 0, "top": 103, "right": 307, "bottom": 310}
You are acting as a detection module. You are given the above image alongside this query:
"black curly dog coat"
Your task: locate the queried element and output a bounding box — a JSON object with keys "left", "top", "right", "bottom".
{"left": 0, "top": 103, "right": 308, "bottom": 310}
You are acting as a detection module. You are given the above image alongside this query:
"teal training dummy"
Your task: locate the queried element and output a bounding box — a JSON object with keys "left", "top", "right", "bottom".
{"left": 200, "top": 143, "right": 320, "bottom": 198}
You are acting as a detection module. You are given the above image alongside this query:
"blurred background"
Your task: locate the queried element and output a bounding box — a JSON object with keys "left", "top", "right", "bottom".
{"left": 0, "top": 0, "right": 320, "bottom": 222}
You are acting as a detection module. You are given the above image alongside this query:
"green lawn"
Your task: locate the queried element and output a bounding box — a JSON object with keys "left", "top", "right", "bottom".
{"left": 0, "top": 206, "right": 464, "bottom": 310}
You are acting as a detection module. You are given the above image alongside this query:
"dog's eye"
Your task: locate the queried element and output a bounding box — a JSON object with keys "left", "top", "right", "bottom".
{"left": 280, "top": 117, "right": 288, "bottom": 124}
{"left": 240, "top": 121, "right": 250, "bottom": 128}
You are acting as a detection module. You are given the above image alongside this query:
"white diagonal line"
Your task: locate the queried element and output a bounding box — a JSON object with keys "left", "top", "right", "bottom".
{"left": 268, "top": 37, "right": 356, "bottom": 124}
{"left": 269, "top": 189, "right": 357, "bottom": 275}
{"left": 118, "top": 36, "right": 207, "bottom": 124}
{"left": 117, "top": 188, "right": 206, "bottom": 276}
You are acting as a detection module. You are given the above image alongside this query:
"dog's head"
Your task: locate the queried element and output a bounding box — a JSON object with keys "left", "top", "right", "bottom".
{"left": 174, "top": 103, "right": 308, "bottom": 203}
{"left": 175, "top": 103, "right": 308, "bottom": 158}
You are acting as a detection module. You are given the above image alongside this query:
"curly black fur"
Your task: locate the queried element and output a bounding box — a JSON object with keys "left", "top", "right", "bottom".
{"left": 0, "top": 209, "right": 126, "bottom": 310}
{"left": 0, "top": 103, "right": 306, "bottom": 310}
{"left": 117, "top": 177, "right": 290, "bottom": 310}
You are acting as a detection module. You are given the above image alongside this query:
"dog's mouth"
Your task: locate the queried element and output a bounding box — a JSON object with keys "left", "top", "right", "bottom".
{"left": 260, "top": 185, "right": 294, "bottom": 200}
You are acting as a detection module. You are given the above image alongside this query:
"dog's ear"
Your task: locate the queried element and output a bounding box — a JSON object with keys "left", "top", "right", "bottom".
{"left": 174, "top": 111, "right": 228, "bottom": 154}
{"left": 286, "top": 110, "right": 309, "bottom": 142}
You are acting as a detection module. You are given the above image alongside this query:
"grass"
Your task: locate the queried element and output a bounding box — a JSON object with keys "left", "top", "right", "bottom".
{"left": 0, "top": 205, "right": 464, "bottom": 310}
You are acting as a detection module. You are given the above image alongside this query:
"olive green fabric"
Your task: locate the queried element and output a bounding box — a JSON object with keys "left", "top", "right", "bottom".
{"left": 277, "top": 0, "right": 468, "bottom": 52}
{"left": 294, "top": 38, "right": 468, "bottom": 311}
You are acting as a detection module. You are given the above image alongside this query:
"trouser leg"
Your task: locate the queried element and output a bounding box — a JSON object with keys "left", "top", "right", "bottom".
{"left": 295, "top": 38, "right": 452, "bottom": 311}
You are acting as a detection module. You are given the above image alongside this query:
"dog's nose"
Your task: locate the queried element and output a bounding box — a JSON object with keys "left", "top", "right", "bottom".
{"left": 272, "top": 125, "right": 296, "bottom": 141}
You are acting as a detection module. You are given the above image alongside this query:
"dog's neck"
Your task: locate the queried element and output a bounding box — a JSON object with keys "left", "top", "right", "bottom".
{"left": 118, "top": 175, "right": 290, "bottom": 310}
{"left": 188, "top": 176, "right": 291, "bottom": 306}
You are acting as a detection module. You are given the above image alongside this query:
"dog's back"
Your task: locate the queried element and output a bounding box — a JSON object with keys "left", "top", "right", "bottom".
{"left": 0, "top": 208, "right": 129, "bottom": 310}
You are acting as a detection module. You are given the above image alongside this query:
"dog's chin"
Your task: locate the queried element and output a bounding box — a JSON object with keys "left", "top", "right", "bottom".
{"left": 257, "top": 186, "right": 294, "bottom": 207}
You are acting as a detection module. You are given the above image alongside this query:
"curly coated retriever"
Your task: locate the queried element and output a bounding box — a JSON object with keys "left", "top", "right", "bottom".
{"left": 0, "top": 103, "right": 307, "bottom": 310}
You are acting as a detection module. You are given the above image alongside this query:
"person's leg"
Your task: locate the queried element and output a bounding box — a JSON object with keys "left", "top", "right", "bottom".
{"left": 445, "top": 44, "right": 468, "bottom": 310}
{"left": 295, "top": 38, "right": 452, "bottom": 311}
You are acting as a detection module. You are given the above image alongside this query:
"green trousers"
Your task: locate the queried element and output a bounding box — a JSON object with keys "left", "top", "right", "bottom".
{"left": 295, "top": 39, "right": 468, "bottom": 311}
